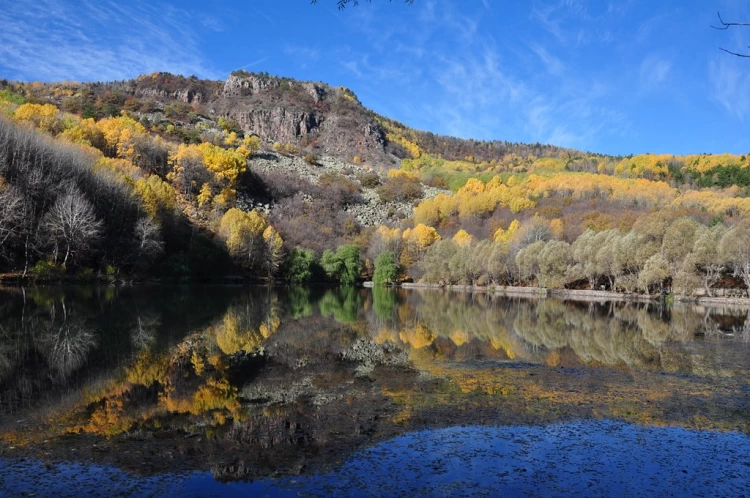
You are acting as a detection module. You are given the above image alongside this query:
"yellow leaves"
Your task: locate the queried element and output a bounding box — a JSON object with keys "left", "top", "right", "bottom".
{"left": 224, "top": 131, "right": 239, "bottom": 147}
{"left": 493, "top": 219, "right": 520, "bottom": 244}
{"left": 137, "top": 175, "right": 176, "bottom": 216}
{"left": 192, "top": 378, "right": 240, "bottom": 416}
{"left": 214, "top": 306, "right": 278, "bottom": 355}
{"left": 614, "top": 154, "right": 672, "bottom": 178}
{"left": 452, "top": 229, "right": 473, "bottom": 247}
{"left": 13, "top": 103, "right": 60, "bottom": 133}
{"left": 96, "top": 113, "right": 147, "bottom": 158}
{"left": 60, "top": 117, "right": 104, "bottom": 148}
{"left": 198, "top": 142, "right": 247, "bottom": 185}
{"left": 192, "top": 351, "right": 206, "bottom": 376}
{"left": 399, "top": 323, "right": 435, "bottom": 349}
{"left": 263, "top": 225, "right": 284, "bottom": 274}
{"left": 218, "top": 208, "right": 268, "bottom": 259}
{"left": 550, "top": 219, "right": 564, "bottom": 239}
{"left": 197, "top": 183, "right": 212, "bottom": 208}
{"left": 125, "top": 351, "right": 169, "bottom": 387}
{"left": 135, "top": 175, "right": 176, "bottom": 218}
{"left": 404, "top": 223, "right": 440, "bottom": 250}
{"left": 413, "top": 193, "right": 458, "bottom": 226}
{"left": 376, "top": 225, "right": 403, "bottom": 243}
{"left": 459, "top": 178, "right": 485, "bottom": 195}
{"left": 237, "top": 134, "right": 260, "bottom": 158}
{"left": 387, "top": 169, "right": 420, "bottom": 181}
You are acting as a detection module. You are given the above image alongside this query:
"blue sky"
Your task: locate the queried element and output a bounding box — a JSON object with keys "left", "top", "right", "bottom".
{"left": 2, "top": 0, "right": 750, "bottom": 156}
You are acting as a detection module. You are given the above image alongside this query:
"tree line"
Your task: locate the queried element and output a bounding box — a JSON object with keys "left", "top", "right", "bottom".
{"left": 369, "top": 213, "right": 750, "bottom": 297}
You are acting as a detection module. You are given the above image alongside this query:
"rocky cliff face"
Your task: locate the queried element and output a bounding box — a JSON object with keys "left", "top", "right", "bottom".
{"left": 214, "top": 72, "right": 396, "bottom": 166}
{"left": 234, "top": 107, "right": 320, "bottom": 144}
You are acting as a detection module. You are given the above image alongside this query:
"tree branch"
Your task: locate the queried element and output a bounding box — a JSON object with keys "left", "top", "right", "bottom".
{"left": 311, "top": 0, "right": 414, "bottom": 9}
{"left": 719, "top": 47, "right": 750, "bottom": 58}
{"left": 711, "top": 11, "right": 750, "bottom": 30}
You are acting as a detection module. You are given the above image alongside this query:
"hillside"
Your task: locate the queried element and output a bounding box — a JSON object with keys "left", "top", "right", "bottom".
{"left": 4, "top": 72, "right": 580, "bottom": 169}
{"left": 2, "top": 71, "right": 750, "bottom": 296}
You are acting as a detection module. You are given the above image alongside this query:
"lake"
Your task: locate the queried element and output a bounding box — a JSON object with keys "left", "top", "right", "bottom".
{"left": 0, "top": 286, "right": 748, "bottom": 496}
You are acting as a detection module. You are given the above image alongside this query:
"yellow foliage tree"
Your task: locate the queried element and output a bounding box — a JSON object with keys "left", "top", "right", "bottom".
{"left": 14, "top": 103, "right": 61, "bottom": 133}
{"left": 453, "top": 229, "right": 473, "bottom": 247}
{"left": 96, "top": 113, "right": 147, "bottom": 158}
{"left": 494, "top": 219, "right": 520, "bottom": 244}
{"left": 197, "top": 183, "right": 212, "bottom": 208}
{"left": 263, "top": 225, "right": 284, "bottom": 277}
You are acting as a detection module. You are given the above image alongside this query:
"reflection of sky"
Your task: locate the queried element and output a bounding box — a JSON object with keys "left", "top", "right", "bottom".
{"left": 2, "top": 421, "right": 748, "bottom": 497}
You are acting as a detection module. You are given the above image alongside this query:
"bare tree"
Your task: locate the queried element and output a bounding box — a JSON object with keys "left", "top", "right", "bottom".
{"left": 711, "top": 11, "right": 750, "bottom": 57}
{"left": 134, "top": 216, "right": 164, "bottom": 261}
{"left": 42, "top": 187, "right": 103, "bottom": 265}
{"left": 0, "top": 183, "right": 23, "bottom": 257}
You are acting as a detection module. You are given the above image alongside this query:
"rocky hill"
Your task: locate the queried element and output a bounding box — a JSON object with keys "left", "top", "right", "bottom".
{"left": 17, "top": 71, "right": 581, "bottom": 170}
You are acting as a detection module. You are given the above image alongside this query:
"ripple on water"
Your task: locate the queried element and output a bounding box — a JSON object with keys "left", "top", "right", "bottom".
{"left": 1, "top": 421, "right": 749, "bottom": 497}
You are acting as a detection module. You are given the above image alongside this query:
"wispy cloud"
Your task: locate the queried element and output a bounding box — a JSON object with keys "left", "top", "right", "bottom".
{"left": 639, "top": 54, "right": 672, "bottom": 92}
{"left": 0, "top": 0, "right": 216, "bottom": 82}
{"left": 710, "top": 57, "right": 750, "bottom": 120}
{"left": 530, "top": 44, "right": 565, "bottom": 76}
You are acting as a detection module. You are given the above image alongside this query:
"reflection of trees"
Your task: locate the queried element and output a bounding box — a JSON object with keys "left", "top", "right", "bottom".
{"left": 319, "top": 287, "right": 362, "bottom": 324}
{"left": 214, "top": 295, "right": 279, "bottom": 355}
{"left": 286, "top": 286, "right": 314, "bottom": 320}
{"left": 34, "top": 301, "right": 97, "bottom": 380}
{"left": 130, "top": 312, "right": 160, "bottom": 350}
{"left": 372, "top": 286, "right": 397, "bottom": 321}
{"left": 361, "top": 291, "right": 728, "bottom": 373}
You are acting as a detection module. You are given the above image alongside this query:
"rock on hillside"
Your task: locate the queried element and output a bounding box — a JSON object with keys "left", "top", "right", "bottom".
{"left": 240, "top": 150, "right": 447, "bottom": 227}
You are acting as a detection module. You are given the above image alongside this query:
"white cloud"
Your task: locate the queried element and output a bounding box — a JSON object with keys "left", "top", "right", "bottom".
{"left": 639, "top": 55, "right": 672, "bottom": 92}
{"left": 530, "top": 44, "right": 565, "bottom": 76}
{"left": 710, "top": 57, "right": 750, "bottom": 120}
{"left": 0, "top": 0, "right": 217, "bottom": 82}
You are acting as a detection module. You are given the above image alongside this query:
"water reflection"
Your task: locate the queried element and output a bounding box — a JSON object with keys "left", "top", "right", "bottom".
{"left": 0, "top": 285, "right": 747, "bottom": 480}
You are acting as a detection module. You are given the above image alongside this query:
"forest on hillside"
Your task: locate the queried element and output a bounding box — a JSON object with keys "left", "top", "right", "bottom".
{"left": 2, "top": 76, "right": 750, "bottom": 297}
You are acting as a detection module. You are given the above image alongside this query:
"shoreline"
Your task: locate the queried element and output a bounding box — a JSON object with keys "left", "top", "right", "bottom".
{"left": 387, "top": 282, "right": 750, "bottom": 307}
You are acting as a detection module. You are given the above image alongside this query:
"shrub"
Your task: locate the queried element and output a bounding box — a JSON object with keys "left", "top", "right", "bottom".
{"left": 77, "top": 268, "right": 96, "bottom": 282}
{"left": 376, "top": 177, "right": 423, "bottom": 203}
{"left": 31, "top": 260, "right": 66, "bottom": 281}
{"left": 357, "top": 171, "right": 381, "bottom": 189}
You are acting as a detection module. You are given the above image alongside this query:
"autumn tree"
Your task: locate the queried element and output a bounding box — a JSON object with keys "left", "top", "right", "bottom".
{"left": 262, "top": 226, "right": 284, "bottom": 278}
{"left": 218, "top": 208, "right": 268, "bottom": 271}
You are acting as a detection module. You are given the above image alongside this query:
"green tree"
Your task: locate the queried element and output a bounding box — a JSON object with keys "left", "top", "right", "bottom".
{"left": 285, "top": 248, "right": 316, "bottom": 284}
{"left": 321, "top": 244, "right": 362, "bottom": 285}
{"left": 373, "top": 251, "right": 399, "bottom": 285}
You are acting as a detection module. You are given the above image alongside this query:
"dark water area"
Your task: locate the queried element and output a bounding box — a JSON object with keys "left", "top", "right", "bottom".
{"left": 2, "top": 422, "right": 748, "bottom": 497}
{"left": 0, "top": 285, "right": 748, "bottom": 496}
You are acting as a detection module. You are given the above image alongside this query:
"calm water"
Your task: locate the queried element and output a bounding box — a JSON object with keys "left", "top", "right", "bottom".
{"left": 0, "top": 286, "right": 747, "bottom": 496}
